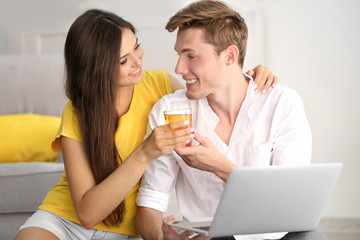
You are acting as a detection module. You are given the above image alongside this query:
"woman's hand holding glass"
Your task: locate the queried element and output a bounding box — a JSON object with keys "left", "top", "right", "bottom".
{"left": 140, "top": 121, "right": 194, "bottom": 162}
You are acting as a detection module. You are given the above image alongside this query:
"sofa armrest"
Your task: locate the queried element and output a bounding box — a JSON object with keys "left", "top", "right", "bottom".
{"left": 0, "top": 162, "right": 64, "bottom": 214}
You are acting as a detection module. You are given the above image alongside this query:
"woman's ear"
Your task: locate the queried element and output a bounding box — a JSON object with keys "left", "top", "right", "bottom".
{"left": 224, "top": 44, "right": 239, "bottom": 66}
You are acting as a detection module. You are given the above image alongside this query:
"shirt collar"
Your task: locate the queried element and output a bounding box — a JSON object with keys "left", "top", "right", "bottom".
{"left": 198, "top": 73, "right": 256, "bottom": 142}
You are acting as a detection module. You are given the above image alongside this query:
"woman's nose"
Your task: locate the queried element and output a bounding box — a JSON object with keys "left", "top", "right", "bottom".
{"left": 133, "top": 48, "right": 143, "bottom": 67}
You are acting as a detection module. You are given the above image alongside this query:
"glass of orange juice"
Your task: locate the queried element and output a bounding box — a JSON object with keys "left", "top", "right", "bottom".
{"left": 163, "top": 108, "right": 192, "bottom": 132}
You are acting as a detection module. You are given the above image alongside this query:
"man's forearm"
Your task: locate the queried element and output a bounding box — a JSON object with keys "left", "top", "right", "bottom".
{"left": 136, "top": 206, "right": 164, "bottom": 240}
{"left": 213, "top": 156, "right": 236, "bottom": 182}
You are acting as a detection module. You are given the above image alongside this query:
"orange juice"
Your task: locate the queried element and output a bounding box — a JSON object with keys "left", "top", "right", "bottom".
{"left": 164, "top": 108, "right": 192, "bottom": 132}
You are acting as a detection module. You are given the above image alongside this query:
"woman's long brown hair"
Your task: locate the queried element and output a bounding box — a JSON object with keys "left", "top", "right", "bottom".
{"left": 64, "top": 9, "right": 135, "bottom": 227}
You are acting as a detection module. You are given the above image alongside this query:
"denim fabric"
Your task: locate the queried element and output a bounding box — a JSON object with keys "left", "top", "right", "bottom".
{"left": 19, "top": 210, "right": 142, "bottom": 240}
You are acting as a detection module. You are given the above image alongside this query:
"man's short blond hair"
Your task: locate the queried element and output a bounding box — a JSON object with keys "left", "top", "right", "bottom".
{"left": 166, "top": 0, "right": 248, "bottom": 67}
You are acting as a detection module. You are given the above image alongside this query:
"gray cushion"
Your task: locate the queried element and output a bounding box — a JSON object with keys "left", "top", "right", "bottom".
{"left": 0, "top": 162, "right": 64, "bottom": 213}
{"left": 0, "top": 54, "right": 67, "bottom": 116}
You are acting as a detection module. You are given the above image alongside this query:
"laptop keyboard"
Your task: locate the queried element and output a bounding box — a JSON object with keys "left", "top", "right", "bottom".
{"left": 194, "top": 226, "right": 210, "bottom": 231}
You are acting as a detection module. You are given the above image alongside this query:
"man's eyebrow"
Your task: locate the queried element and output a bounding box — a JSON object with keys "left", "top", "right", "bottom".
{"left": 174, "top": 47, "right": 194, "bottom": 54}
{"left": 120, "top": 38, "right": 138, "bottom": 59}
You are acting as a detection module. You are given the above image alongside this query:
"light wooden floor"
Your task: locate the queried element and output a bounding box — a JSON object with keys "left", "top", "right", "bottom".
{"left": 319, "top": 217, "right": 360, "bottom": 240}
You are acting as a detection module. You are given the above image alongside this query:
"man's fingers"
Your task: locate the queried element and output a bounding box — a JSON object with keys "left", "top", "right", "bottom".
{"left": 192, "top": 130, "right": 212, "bottom": 148}
{"left": 180, "top": 231, "right": 195, "bottom": 240}
{"left": 163, "top": 214, "right": 177, "bottom": 224}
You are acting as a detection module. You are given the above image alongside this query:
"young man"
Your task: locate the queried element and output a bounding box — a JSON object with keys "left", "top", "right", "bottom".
{"left": 136, "top": 1, "right": 312, "bottom": 239}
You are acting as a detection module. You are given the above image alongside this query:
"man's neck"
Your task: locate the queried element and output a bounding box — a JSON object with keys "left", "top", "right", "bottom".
{"left": 207, "top": 69, "right": 248, "bottom": 145}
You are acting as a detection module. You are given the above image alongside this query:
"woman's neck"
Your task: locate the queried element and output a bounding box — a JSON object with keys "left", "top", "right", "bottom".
{"left": 116, "top": 85, "right": 134, "bottom": 117}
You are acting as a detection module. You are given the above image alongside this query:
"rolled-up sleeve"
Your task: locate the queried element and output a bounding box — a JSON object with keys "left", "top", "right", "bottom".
{"left": 136, "top": 187, "right": 171, "bottom": 212}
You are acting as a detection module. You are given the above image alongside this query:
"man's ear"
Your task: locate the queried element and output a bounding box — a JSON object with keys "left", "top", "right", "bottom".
{"left": 224, "top": 44, "right": 239, "bottom": 66}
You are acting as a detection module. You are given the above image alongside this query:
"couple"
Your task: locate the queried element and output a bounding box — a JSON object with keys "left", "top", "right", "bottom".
{"left": 15, "top": 1, "right": 311, "bottom": 240}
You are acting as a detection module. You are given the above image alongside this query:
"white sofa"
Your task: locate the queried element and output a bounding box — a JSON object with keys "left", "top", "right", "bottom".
{"left": 0, "top": 54, "right": 67, "bottom": 240}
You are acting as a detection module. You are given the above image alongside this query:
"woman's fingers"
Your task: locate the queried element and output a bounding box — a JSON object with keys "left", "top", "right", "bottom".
{"left": 146, "top": 122, "right": 195, "bottom": 158}
{"left": 248, "top": 65, "right": 278, "bottom": 94}
{"left": 261, "top": 73, "right": 277, "bottom": 93}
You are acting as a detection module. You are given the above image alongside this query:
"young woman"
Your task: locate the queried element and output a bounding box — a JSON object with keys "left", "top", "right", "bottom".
{"left": 14, "top": 9, "right": 277, "bottom": 240}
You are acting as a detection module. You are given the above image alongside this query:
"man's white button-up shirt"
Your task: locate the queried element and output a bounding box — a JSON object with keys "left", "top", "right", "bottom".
{"left": 137, "top": 78, "right": 312, "bottom": 220}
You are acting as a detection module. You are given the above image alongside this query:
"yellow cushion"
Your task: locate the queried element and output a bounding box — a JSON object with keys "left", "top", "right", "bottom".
{"left": 0, "top": 114, "right": 61, "bottom": 163}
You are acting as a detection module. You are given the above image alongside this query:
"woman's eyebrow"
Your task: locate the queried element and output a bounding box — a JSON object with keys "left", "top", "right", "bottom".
{"left": 120, "top": 38, "right": 139, "bottom": 60}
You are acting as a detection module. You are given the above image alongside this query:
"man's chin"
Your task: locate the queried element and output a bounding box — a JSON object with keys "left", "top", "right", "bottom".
{"left": 186, "top": 91, "right": 201, "bottom": 100}
{"left": 185, "top": 94, "right": 196, "bottom": 100}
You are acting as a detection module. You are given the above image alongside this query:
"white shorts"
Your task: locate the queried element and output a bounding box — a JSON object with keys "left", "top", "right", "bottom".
{"left": 19, "top": 210, "right": 142, "bottom": 240}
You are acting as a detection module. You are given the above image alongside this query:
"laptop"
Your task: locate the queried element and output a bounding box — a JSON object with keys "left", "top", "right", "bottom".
{"left": 170, "top": 163, "right": 343, "bottom": 237}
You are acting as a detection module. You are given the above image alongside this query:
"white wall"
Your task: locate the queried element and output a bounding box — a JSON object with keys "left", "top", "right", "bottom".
{"left": 261, "top": 0, "right": 360, "bottom": 218}
{"left": 1, "top": 0, "right": 359, "bottom": 218}
{"left": 0, "top": 0, "right": 264, "bottom": 75}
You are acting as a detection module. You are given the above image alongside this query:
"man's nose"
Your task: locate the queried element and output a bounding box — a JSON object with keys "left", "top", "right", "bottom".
{"left": 175, "top": 58, "right": 186, "bottom": 75}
